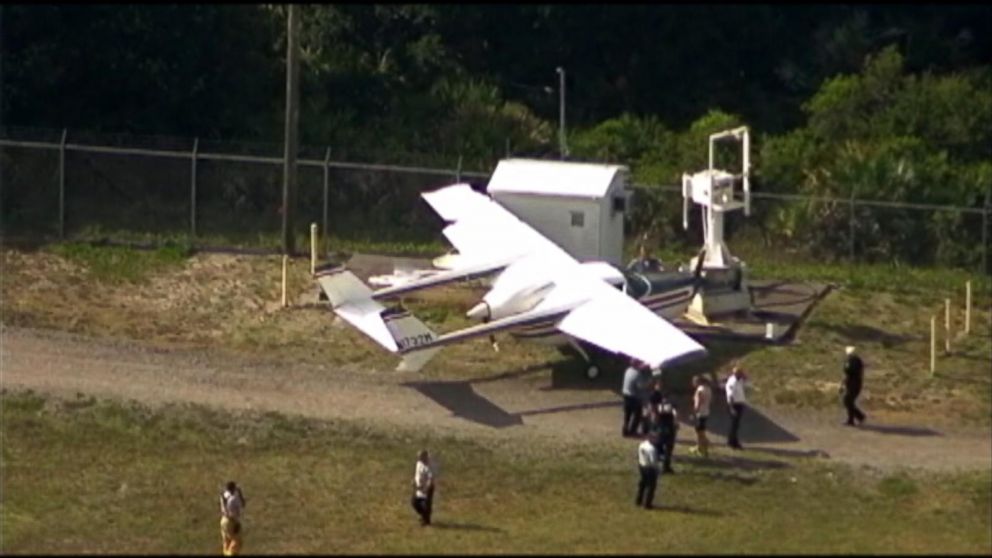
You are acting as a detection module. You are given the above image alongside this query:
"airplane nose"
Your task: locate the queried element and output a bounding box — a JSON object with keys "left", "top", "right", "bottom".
{"left": 466, "top": 302, "right": 490, "bottom": 320}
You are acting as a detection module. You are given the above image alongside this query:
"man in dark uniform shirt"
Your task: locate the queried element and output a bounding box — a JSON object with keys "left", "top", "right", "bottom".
{"left": 842, "top": 346, "right": 866, "bottom": 426}
{"left": 649, "top": 380, "right": 678, "bottom": 474}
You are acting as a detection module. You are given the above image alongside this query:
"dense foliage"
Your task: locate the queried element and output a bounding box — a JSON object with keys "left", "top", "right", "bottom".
{"left": 2, "top": 5, "right": 990, "bottom": 268}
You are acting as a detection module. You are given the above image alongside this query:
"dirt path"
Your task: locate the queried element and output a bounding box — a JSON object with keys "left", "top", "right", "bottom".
{"left": 3, "top": 326, "right": 989, "bottom": 472}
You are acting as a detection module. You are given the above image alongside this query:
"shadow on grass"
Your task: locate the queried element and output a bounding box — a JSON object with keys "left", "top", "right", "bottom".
{"left": 647, "top": 504, "right": 724, "bottom": 516}
{"left": 683, "top": 470, "right": 761, "bottom": 486}
{"left": 729, "top": 444, "right": 830, "bottom": 460}
{"left": 858, "top": 424, "right": 941, "bottom": 437}
{"left": 678, "top": 453, "right": 791, "bottom": 472}
{"left": 431, "top": 521, "right": 505, "bottom": 533}
{"left": 816, "top": 322, "right": 919, "bottom": 348}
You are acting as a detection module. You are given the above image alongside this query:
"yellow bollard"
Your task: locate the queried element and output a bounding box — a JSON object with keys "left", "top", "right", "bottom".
{"left": 281, "top": 254, "right": 289, "bottom": 308}
{"left": 965, "top": 280, "right": 972, "bottom": 335}
{"left": 310, "top": 223, "right": 318, "bottom": 276}
{"left": 944, "top": 298, "right": 951, "bottom": 354}
{"left": 930, "top": 314, "right": 936, "bottom": 376}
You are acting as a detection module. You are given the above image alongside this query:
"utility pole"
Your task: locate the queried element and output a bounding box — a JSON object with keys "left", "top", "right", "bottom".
{"left": 556, "top": 66, "right": 567, "bottom": 159}
{"left": 282, "top": 4, "right": 301, "bottom": 255}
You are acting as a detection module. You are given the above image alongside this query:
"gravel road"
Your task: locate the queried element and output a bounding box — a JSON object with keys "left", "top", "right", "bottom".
{"left": 3, "top": 325, "right": 989, "bottom": 472}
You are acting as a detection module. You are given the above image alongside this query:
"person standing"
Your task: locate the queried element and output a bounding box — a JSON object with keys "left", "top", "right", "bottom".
{"left": 689, "top": 375, "right": 712, "bottom": 458}
{"left": 411, "top": 449, "right": 435, "bottom": 526}
{"left": 725, "top": 365, "right": 748, "bottom": 450}
{"left": 635, "top": 434, "right": 661, "bottom": 509}
{"left": 219, "top": 481, "right": 246, "bottom": 556}
{"left": 641, "top": 376, "right": 663, "bottom": 436}
{"left": 621, "top": 359, "right": 645, "bottom": 436}
{"left": 653, "top": 387, "right": 679, "bottom": 474}
{"left": 842, "top": 346, "right": 867, "bottom": 426}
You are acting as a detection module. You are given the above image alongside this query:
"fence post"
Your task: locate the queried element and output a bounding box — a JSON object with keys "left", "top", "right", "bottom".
{"left": 190, "top": 137, "right": 199, "bottom": 237}
{"left": 58, "top": 128, "right": 68, "bottom": 239}
{"left": 322, "top": 147, "right": 331, "bottom": 254}
{"left": 281, "top": 254, "right": 289, "bottom": 308}
{"left": 310, "top": 222, "right": 318, "bottom": 275}
{"left": 455, "top": 155, "right": 463, "bottom": 183}
{"left": 848, "top": 193, "right": 856, "bottom": 263}
{"left": 983, "top": 189, "right": 990, "bottom": 275}
{"left": 944, "top": 298, "right": 951, "bottom": 355}
{"left": 965, "top": 280, "right": 972, "bottom": 335}
{"left": 930, "top": 315, "right": 936, "bottom": 376}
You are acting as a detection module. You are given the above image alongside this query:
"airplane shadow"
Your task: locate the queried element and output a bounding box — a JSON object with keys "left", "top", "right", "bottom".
{"left": 430, "top": 521, "right": 504, "bottom": 533}
{"left": 404, "top": 381, "right": 524, "bottom": 428}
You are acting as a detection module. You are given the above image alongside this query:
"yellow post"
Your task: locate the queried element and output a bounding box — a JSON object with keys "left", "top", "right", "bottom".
{"left": 930, "top": 315, "right": 936, "bottom": 376}
{"left": 310, "top": 222, "right": 318, "bottom": 276}
{"left": 965, "top": 280, "right": 971, "bottom": 335}
{"left": 281, "top": 255, "right": 289, "bottom": 308}
{"left": 944, "top": 298, "right": 951, "bottom": 354}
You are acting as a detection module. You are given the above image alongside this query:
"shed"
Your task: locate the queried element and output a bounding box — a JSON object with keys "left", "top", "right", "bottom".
{"left": 486, "top": 158, "right": 630, "bottom": 266}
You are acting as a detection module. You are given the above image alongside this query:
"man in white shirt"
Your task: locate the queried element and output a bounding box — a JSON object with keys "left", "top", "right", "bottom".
{"left": 725, "top": 365, "right": 747, "bottom": 450}
{"left": 635, "top": 435, "right": 661, "bottom": 509}
{"left": 689, "top": 374, "right": 712, "bottom": 458}
{"left": 621, "top": 358, "right": 646, "bottom": 436}
{"left": 411, "top": 449, "right": 435, "bottom": 526}
{"left": 219, "top": 481, "right": 246, "bottom": 556}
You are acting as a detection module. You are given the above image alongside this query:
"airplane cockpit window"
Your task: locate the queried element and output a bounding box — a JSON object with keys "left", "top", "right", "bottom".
{"left": 622, "top": 272, "right": 651, "bottom": 299}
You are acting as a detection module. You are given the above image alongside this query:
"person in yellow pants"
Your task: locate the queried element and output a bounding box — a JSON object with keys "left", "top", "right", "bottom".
{"left": 219, "top": 481, "right": 246, "bottom": 555}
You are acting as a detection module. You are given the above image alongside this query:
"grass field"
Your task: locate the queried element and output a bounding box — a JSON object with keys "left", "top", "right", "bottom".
{"left": 2, "top": 390, "right": 990, "bottom": 554}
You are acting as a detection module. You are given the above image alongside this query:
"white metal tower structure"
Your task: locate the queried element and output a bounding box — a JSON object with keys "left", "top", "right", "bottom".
{"left": 681, "top": 126, "right": 753, "bottom": 322}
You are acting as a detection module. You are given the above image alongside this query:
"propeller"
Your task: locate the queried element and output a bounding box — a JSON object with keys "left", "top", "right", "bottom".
{"left": 689, "top": 248, "right": 707, "bottom": 298}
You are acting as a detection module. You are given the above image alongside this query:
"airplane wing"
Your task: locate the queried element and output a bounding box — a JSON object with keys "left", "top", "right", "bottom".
{"left": 421, "top": 183, "right": 575, "bottom": 267}
{"left": 552, "top": 276, "right": 706, "bottom": 368}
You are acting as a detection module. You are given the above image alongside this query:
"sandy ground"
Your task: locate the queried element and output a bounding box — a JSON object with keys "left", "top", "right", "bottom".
{"left": 3, "top": 325, "right": 989, "bottom": 473}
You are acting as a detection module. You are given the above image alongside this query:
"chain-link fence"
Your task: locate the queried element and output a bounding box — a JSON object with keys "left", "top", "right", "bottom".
{"left": 1, "top": 126, "right": 989, "bottom": 274}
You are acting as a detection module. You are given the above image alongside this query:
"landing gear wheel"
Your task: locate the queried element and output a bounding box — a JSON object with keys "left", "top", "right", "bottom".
{"left": 586, "top": 365, "right": 600, "bottom": 380}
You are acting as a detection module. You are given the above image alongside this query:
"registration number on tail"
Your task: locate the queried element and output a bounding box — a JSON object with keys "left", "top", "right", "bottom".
{"left": 397, "top": 333, "right": 435, "bottom": 351}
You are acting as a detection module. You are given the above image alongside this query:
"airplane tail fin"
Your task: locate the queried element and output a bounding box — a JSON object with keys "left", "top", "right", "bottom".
{"left": 314, "top": 265, "right": 440, "bottom": 372}
{"left": 381, "top": 307, "right": 441, "bottom": 372}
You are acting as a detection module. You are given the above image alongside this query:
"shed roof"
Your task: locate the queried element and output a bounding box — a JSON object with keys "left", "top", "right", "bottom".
{"left": 486, "top": 158, "right": 627, "bottom": 199}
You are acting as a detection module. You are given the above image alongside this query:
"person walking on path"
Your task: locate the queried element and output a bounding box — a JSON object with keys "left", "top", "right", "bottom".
{"left": 621, "top": 359, "right": 646, "bottom": 436}
{"left": 411, "top": 449, "right": 436, "bottom": 526}
{"left": 219, "top": 481, "right": 246, "bottom": 556}
{"left": 635, "top": 434, "right": 661, "bottom": 509}
{"left": 842, "top": 346, "right": 867, "bottom": 426}
{"left": 689, "top": 375, "right": 712, "bottom": 458}
{"left": 725, "top": 365, "right": 748, "bottom": 450}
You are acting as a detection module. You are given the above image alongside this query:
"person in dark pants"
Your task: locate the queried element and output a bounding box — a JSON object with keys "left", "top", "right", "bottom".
{"left": 621, "top": 359, "right": 645, "bottom": 436}
{"left": 411, "top": 449, "right": 435, "bottom": 526}
{"left": 724, "top": 365, "right": 748, "bottom": 450}
{"left": 635, "top": 434, "right": 661, "bottom": 509}
{"left": 842, "top": 346, "right": 866, "bottom": 426}
{"left": 650, "top": 381, "right": 678, "bottom": 474}
{"left": 642, "top": 376, "right": 663, "bottom": 436}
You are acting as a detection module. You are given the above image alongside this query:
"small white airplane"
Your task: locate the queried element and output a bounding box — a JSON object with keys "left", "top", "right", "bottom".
{"left": 315, "top": 183, "right": 707, "bottom": 378}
